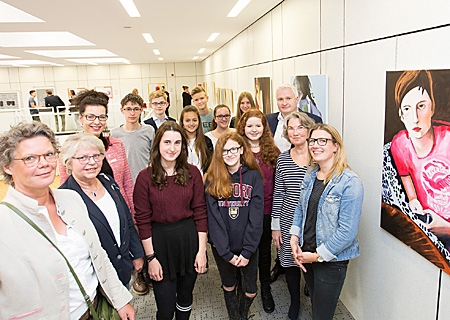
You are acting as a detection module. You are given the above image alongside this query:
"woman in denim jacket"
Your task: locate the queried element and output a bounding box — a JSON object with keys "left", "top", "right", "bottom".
{"left": 290, "top": 124, "right": 364, "bottom": 320}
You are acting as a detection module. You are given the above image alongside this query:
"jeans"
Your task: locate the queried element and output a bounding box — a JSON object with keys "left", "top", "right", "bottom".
{"left": 212, "top": 246, "right": 258, "bottom": 294}
{"left": 303, "top": 260, "right": 349, "bottom": 320}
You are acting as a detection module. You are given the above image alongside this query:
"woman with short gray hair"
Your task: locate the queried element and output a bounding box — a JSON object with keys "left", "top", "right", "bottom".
{"left": 0, "top": 122, "right": 134, "bottom": 319}
{"left": 59, "top": 132, "right": 145, "bottom": 288}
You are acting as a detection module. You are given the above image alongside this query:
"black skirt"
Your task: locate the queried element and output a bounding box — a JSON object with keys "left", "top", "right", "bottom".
{"left": 152, "top": 218, "right": 199, "bottom": 281}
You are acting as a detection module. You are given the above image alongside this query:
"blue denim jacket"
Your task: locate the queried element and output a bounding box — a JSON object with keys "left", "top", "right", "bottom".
{"left": 290, "top": 167, "right": 364, "bottom": 262}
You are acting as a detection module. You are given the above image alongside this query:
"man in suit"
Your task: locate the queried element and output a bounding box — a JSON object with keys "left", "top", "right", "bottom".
{"left": 143, "top": 90, "right": 176, "bottom": 131}
{"left": 267, "top": 84, "right": 322, "bottom": 152}
{"left": 44, "top": 89, "right": 66, "bottom": 131}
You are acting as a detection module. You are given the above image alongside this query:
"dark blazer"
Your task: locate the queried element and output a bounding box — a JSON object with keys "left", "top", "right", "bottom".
{"left": 143, "top": 116, "right": 177, "bottom": 132}
{"left": 44, "top": 95, "right": 65, "bottom": 112}
{"left": 267, "top": 111, "right": 322, "bottom": 135}
{"left": 60, "top": 173, "right": 144, "bottom": 285}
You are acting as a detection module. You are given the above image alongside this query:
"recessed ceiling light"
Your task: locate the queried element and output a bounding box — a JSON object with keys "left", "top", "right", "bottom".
{"left": 25, "top": 49, "right": 117, "bottom": 58}
{"left": 142, "top": 33, "right": 154, "bottom": 43}
{"left": 206, "top": 33, "right": 220, "bottom": 42}
{"left": 66, "top": 57, "right": 130, "bottom": 64}
{"left": 153, "top": 49, "right": 160, "bottom": 55}
{"left": 0, "top": 1, "right": 44, "bottom": 23}
{"left": 0, "top": 54, "right": 19, "bottom": 59}
{"left": 197, "top": 48, "right": 205, "bottom": 54}
{"left": 119, "top": 0, "right": 141, "bottom": 17}
{"left": 227, "top": 0, "right": 251, "bottom": 17}
{"left": 0, "top": 32, "right": 94, "bottom": 47}
{"left": 158, "top": 57, "right": 163, "bottom": 61}
{"left": 0, "top": 59, "right": 61, "bottom": 66}
{"left": 193, "top": 56, "right": 199, "bottom": 60}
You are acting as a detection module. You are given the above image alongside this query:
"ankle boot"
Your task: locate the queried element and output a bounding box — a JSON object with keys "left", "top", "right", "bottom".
{"left": 239, "top": 294, "right": 255, "bottom": 320}
{"left": 261, "top": 284, "right": 275, "bottom": 313}
{"left": 223, "top": 288, "right": 240, "bottom": 320}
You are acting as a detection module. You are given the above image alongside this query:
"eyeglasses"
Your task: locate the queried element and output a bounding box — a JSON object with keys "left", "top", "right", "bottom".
{"left": 83, "top": 114, "right": 108, "bottom": 121}
{"left": 72, "top": 153, "right": 105, "bottom": 165}
{"left": 151, "top": 101, "right": 167, "bottom": 106}
{"left": 216, "top": 114, "right": 230, "bottom": 120}
{"left": 123, "top": 107, "right": 142, "bottom": 112}
{"left": 287, "top": 125, "right": 306, "bottom": 132}
{"left": 308, "top": 138, "right": 335, "bottom": 146}
{"left": 222, "top": 146, "right": 242, "bottom": 156}
{"left": 13, "top": 152, "right": 59, "bottom": 167}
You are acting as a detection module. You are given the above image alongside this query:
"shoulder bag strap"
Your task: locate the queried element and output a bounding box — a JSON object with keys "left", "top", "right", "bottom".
{"left": 0, "top": 201, "right": 99, "bottom": 320}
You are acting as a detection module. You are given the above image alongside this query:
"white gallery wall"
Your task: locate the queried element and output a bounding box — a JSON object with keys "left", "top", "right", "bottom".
{"left": 201, "top": 0, "right": 450, "bottom": 319}
{"left": 0, "top": 62, "right": 200, "bottom": 130}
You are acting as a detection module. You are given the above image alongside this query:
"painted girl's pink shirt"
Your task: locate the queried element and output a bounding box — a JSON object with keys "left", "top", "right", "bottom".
{"left": 391, "top": 125, "right": 450, "bottom": 221}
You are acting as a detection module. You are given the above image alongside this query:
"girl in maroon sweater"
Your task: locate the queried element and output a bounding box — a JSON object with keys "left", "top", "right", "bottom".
{"left": 133, "top": 121, "right": 208, "bottom": 320}
{"left": 237, "top": 109, "right": 280, "bottom": 313}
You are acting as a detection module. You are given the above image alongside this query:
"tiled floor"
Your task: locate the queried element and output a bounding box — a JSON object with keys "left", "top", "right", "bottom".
{"left": 0, "top": 179, "right": 354, "bottom": 320}
{"left": 131, "top": 245, "right": 355, "bottom": 320}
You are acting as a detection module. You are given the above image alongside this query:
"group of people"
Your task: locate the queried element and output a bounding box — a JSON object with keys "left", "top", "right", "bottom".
{"left": 1, "top": 83, "right": 364, "bottom": 320}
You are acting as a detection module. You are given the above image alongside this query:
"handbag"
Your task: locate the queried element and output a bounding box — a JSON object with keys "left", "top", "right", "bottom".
{"left": 1, "top": 201, "right": 120, "bottom": 320}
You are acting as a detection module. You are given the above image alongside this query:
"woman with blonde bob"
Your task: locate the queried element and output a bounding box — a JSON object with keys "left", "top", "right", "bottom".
{"left": 205, "top": 132, "right": 264, "bottom": 320}
{"left": 290, "top": 124, "right": 364, "bottom": 320}
{"left": 237, "top": 109, "right": 280, "bottom": 313}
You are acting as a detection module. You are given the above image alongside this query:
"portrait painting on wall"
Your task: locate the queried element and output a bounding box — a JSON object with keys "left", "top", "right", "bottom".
{"left": 0, "top": 91, "right": 19, "bottom": 109}
{"left": 291, "top": 75, "right": 328, "bottom": 123}
{"left": 382, "top": 69, "right": 450, "bottom": 274}
{"left": 254, "top": 77, "right": 271, "bottom": 115}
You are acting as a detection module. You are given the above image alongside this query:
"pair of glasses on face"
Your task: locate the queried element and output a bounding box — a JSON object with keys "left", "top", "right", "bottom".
{"left": 216, "top": 114, "right": 230, "bottom": 120}
{"left": 123, "top": 107, "right": 142, "bottom": 112}
{"left": 14, "top": 152, "right": 59, "bottom": 167}
{"left": 222, "top": 146, "right": 242, "bottom": 156}
{"left": 287, "top": 125, "right": 306, "bottom": 132}
{"left": 83, "top": 114, "right": 108, "bottom": 121}
{"left": 151, "top": 101, "right": 167, "bottom": 106}
{"left": 72, "top": 153, "right": 105, "bottom": 165}
{"left": 307, "top": 138, "right": 335, "bottom": 146}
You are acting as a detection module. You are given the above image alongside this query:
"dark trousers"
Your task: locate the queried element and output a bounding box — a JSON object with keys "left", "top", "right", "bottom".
{"left": 303, "top": 260, "right": 349, "bottom": 320}
{"left": 212, "top": 246, "right": 258, "bottom": 295}
{"left": 285, "top": 267, "right": 301, "bottom": 320}
{"left": 152, "top": 271, "right": 198, "bottom": 320}
{"left": 258, "top": 214, "right": 272, "bottom": 285}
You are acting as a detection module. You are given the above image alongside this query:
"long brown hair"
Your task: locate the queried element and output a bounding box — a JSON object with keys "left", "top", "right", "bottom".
{"left": 206, "top": 132, "right": 262, "bottom": 199}
{"left": 237, "top": 109, "right": 279, "bottom": 169}
{"left": 180, "top": 105, "right": 212, "bottom": 172}
{"left": 150, "top": 121, "right": 190, "bottom": 189}
{"left": 211, "top": 104, "right": 231, "bottom": 130}
{"left": 234, "top": 92, "right": 256, "bottom": 128}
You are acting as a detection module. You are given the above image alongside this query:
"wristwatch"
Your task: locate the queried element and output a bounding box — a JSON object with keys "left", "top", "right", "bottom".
{"left": 316, "top": 252, "right": 324, "bottom": 262}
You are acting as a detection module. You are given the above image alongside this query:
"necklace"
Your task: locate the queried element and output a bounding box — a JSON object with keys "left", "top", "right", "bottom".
{"left": 250, "top": 145, "right": 260, "bottom": 149}
{"left": 81, "top": 181, "right": 99, "bottom": 197}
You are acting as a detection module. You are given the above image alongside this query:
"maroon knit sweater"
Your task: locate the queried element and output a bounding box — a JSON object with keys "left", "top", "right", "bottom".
{"left": 133, "top": 164, "right": 208, "bottom": 239}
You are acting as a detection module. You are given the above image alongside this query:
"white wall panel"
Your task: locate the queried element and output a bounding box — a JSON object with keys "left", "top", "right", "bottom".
{"left": 345, "top": 0, "right": 450, "bottom": 45}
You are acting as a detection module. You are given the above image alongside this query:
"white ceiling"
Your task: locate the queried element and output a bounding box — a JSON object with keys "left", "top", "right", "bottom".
{"left": 0, "top": 0, "right": 282, "bottom": 66}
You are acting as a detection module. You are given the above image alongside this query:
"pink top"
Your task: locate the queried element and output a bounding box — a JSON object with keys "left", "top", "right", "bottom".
{"left": 60, "top": 136, "right": 135, "bottom": 217}
{"left": 391, "top": 125, "right": 450, "bottom": 221}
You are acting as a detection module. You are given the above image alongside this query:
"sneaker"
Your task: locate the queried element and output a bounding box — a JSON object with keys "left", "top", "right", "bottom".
{"left": 132, "top": 272, "right": 149, "bottom": 295}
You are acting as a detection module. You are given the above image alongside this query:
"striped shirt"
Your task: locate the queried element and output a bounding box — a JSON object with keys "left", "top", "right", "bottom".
{"left": 271, "top": 150, "right": 307, "bottom": 267}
